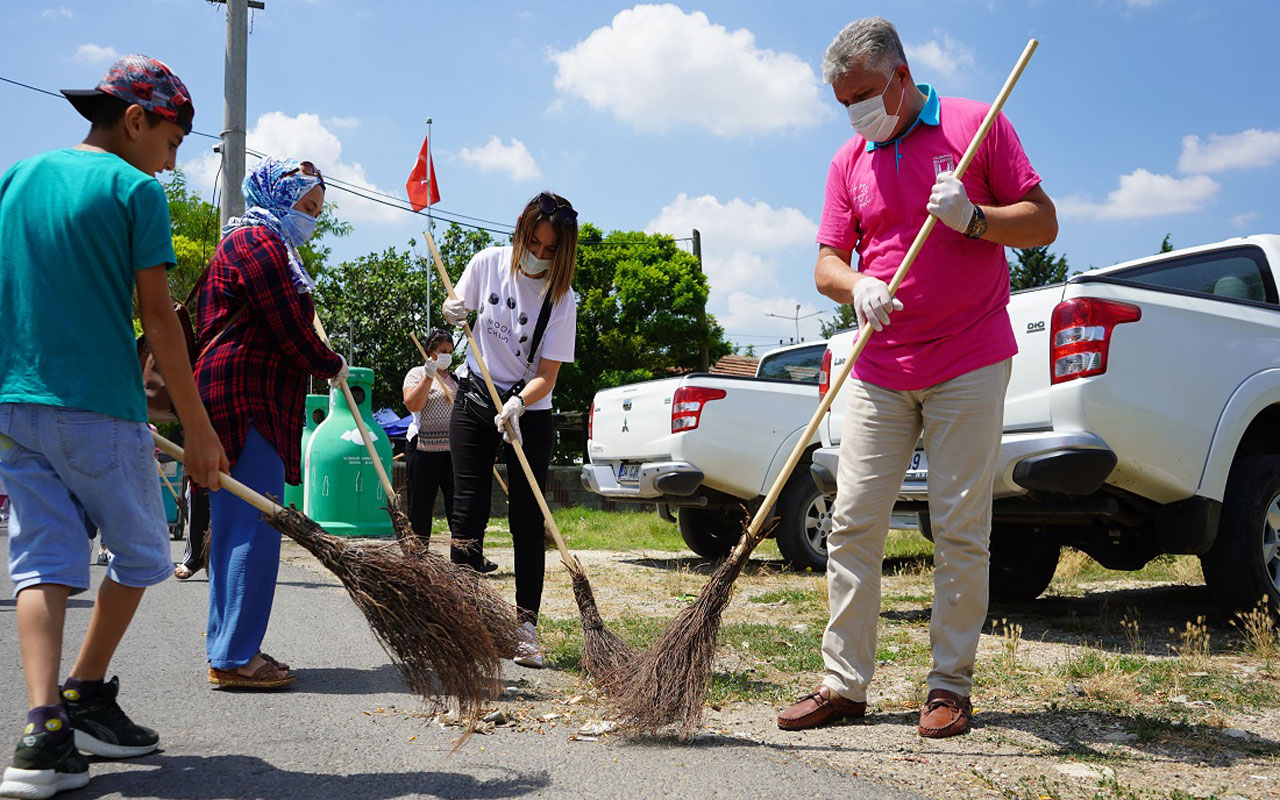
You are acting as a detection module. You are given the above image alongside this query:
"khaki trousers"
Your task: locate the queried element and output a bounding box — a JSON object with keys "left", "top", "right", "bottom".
{"left": 821, "top": 359, "right": 1011, "bottom": 702}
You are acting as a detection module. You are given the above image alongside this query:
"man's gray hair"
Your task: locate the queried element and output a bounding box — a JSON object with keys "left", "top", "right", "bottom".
{"left": 822, "top": 17, "right": 908, "bottom": 84}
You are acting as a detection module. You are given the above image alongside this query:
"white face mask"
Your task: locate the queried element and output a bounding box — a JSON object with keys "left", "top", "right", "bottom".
{"left": 520, "top": 249, "right": 551, "bottom": 276}
{"left": 846, "top": 71, "right": 905, "bottom": 143}
{"left": 433, "top": 353, "right": 452, "bottom": 370}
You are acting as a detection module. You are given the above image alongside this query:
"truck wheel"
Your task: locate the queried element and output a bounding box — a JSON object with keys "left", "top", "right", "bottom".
{"left": 1201, "top": 456, "right": 1280, "bottom": 618}
{"left": 989, "top": 525, "right": 1060, "bottom": 602}
{"left": 775, "top": 472, "right": 832, "bottom": 572}
{"left": 677, "top": 507, "right": 743, "bottom": 560}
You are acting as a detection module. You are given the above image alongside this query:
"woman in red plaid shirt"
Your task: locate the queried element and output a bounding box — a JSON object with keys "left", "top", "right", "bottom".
{"left": 194, "top": 158, "right": 347, "bottom": 689}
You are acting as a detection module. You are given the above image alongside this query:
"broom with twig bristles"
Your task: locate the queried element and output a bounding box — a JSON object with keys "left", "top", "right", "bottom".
{"left": 607, "top": 39, "right": 1042, "bottom": 739}
{"left": 424, "top": 232, "right": 638, "bottom": 689}
{"left": 152, "top": 432, "right": 518, "bottom": 727}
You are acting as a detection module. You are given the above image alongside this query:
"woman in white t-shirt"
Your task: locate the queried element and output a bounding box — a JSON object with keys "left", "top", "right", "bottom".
{"left": 401, "top": 328, "right": 458, "bottom": 547}
{"left": 441, "top": 191, "right": 579, "bottom": 669}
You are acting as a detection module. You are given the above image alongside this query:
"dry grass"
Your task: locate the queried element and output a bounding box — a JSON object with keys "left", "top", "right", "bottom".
{"left": 1231, "top": 597, "right": 1278, "bottom": 669}
{"left": 1051, "top": 547, "right": 1092, "bottom": 596}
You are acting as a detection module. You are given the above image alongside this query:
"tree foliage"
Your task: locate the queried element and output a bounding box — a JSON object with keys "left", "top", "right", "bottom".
{"left": 1009, "top": 245, "right": 1070, "bottom": 291}
{"left": 557, "top": 225, "right": 731, "bottom": 417}
{"left": 1159, "top": 233, "right": 1174, "bottom": 253}
{"left": 819, "top": 304, "right": 858, "bottom": 338}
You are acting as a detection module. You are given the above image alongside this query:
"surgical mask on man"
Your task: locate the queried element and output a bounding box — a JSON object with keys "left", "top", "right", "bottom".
{"left": 280, "top": 208, "right": 318, "bottom": 246}
{"left": 520, "top": 249, "right": 551, "bottom": 276}
{"left": 846, "top": 71, "right": 905, "bottom": 143}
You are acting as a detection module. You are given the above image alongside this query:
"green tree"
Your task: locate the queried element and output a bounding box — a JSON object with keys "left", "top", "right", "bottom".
{"left": 1009, "top": 245, "right": 1070, "bottom": 291}
{"left": 311, "top": 223, "right": 490, "bottom": 411}
{"left": 1159, "top": 233, "right": 1174, "bottom": 253}
{"left": 819, "top": 304, "right": 858, "bottom": 338}
{"left": 559, "top": 225, "right": 731, "bottom": 418}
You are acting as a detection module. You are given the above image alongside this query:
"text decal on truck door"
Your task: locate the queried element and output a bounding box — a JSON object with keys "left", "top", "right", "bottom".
{"left": 1027, "top": 320, "right": 1046, "bottom": 333}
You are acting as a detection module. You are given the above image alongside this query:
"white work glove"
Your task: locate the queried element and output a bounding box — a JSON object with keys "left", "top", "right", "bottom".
{"left": 927, "top": 171, "right": 976, "bottom": 234}
{"left": 852, "top": 276, "right": 904, "bottom": 332}
{"left": 327, "top": 353, "right": 349, "bottom": 388}
{"left": 442, "top": 297, "right": 470, "bottom": 326}
{"left": 495, "top": 395, "right": 525, "bottom": 444}
{"left": 421, "top": 356, "right": 438, "bottom": 375}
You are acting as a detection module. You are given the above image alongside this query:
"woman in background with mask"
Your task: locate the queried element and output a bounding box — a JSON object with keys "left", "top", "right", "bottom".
{"left": 402, "top": 328, "right": 459, "bottom": 547}
{"left": 194, "top": 158, "right": 347, "bottom": 689}
{"left": 442, "top": 192, "right": 579, "bottom": 670}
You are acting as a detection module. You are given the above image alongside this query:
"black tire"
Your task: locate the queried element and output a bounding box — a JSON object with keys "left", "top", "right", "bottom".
{"left": 1201, "top": 455, "right": 1280, "bottom": 618}
{"left": 677, "top": 506, "right": 743, "bottom": 559}
{"left": 775, "top": 471, "right": 831, "bottom": 571}
{"left": 989, "top": 524, "right": 1060, "bottom": 602}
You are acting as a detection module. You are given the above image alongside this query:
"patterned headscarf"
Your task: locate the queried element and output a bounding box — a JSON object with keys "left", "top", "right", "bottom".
{"left": 221, "top": 157, "right": 323, "bottom": 293}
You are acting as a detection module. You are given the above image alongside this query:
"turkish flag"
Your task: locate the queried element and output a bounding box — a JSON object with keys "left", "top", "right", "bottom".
{"left": 406, "top": 134, "right": 440, "bottom": 211}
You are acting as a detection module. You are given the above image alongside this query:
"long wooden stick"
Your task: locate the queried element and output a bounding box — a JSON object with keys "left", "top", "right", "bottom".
{"left": 153, "top": 432, "right": 282, "bottom": 516}
{"left": 740, "top": 39, "right": 1040, "bottom": 544}
{"left": 410, "top": 331, "right": 510, "bottom": 496}
{"left": 424, "top": 232, "right": 576, "bottom": 568}
{"left": 311, "top": 317, "right": 402, "bottom": 512}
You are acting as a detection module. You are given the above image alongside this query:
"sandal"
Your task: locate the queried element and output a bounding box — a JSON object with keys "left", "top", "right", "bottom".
{"left": 208, "top": 660, "right": 295, "bottom": 690}
{"left": 258, "top": 652, "right": 290, "bottom": 672}
{"left": 173, "top": 563, "right": 195, "bottom": 580}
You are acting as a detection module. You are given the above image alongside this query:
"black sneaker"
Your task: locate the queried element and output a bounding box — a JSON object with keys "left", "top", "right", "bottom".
{"left": 0, "top": 727, "right": 90, "bottom": 799}
{"left": 62, "top": 677, "right": 158, "bottom": 758}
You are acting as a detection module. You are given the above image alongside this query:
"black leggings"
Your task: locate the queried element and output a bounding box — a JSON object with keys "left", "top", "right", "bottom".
{"left": 405, "top": 444, "right": 454, "bottom": 542}
{"left": 448, "top": 394, "right": 552, "bottom": 625}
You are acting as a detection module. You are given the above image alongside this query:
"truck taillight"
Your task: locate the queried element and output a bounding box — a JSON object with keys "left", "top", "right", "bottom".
{"left": 671, "top": 386, "right": 726, "bottom": 433}
{"left": 818, "top": 347, "right": 833, "bottom": 399}
{"left": 589, "top": 403, "right": 595, "bottom": 440}
{"left": 1049, "top": 298, "right": 1141, "bottom": 384}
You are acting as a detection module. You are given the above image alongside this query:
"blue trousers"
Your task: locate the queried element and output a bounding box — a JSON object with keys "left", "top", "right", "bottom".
{"left": 207, "top": 424, "right": 284, "bottom": 669}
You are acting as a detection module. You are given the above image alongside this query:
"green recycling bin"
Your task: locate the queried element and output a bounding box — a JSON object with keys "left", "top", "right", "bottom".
{"left": 283, "top": 394, "right": 329, "bottom": 510}
{"left": 303, "top": 368, "right": 394, "bottom": 537}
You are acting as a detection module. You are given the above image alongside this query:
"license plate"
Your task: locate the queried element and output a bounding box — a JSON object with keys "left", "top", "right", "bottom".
{"left": 905, "top": 449, "right": 928, "bottom": 480}
{"left": 617, "top": 463, "right": 641, "bottom": 483}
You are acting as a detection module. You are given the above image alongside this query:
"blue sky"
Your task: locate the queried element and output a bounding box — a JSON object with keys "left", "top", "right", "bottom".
{"left": 4, "top": 1, "right": 1278, "bottom": 351}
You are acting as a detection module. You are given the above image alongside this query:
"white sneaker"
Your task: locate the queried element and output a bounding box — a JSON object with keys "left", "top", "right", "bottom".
{"left": 513, "top": 622, "right": 544, "bottom": 669}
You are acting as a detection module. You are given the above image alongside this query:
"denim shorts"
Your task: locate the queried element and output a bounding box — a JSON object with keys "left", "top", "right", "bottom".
{"left": 0, "top": 403, "right": 171, "bottom": 595}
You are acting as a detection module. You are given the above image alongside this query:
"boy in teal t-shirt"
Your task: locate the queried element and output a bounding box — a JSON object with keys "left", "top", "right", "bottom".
{"left": 0, "top": 55, "right": 227, "bottom": 800}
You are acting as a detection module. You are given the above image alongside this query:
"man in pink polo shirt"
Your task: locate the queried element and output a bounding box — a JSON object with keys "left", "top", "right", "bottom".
{"left": 777, "top": 17, "right": 1057, "bottom": 739}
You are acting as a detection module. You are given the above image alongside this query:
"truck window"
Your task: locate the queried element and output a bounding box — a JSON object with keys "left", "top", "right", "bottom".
{"left": 757, "top": 344, "right": 825, "bottom": 383}
{"left": 1116, "top": 246, "right": 1278, "bottom": 304}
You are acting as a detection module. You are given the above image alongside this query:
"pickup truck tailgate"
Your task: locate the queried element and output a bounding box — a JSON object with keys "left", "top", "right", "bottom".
{"left": 589, "top": 378, "right": 680, "bottom": 462}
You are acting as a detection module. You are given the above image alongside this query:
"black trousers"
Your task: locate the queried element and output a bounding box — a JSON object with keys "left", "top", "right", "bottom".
{"left": 448, "top": 391, "right": 552, "bottom": 625}
{"left": 405, "top": 442, "right": 454, "bottom": 542}
{"left": 182, "top": 483, "right": 210, "bottom": 570}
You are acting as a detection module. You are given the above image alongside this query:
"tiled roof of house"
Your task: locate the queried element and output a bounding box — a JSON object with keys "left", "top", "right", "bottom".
{"left": 709, "top": 354, "right": 759, "bottom": 378}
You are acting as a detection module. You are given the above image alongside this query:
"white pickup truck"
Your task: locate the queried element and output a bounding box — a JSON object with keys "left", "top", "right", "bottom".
{"left": 809, "top": 235, "right": 1280, "bottom": 616}
{"left": 581, "top": 342, "right": 834, "bottom": 568}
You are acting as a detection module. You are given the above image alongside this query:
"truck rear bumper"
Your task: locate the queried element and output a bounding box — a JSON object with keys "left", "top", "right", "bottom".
{"left": 811, "top": 430, "right": 1117, "bottom": 502}
{"left": 580, "top": 461, "right": 705, "bottom": 500}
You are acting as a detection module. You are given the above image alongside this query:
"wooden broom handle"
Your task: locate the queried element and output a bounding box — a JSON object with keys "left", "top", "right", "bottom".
{"left": 742, "top": 39, "right": 1039, "bottom": 541}
{"left": 152, "top": 431, "right": 283, "bottom": 516}
{"left": 424, "top": 231, "right": 576, "bottom": 568}
{"left": 410, "top": 331, "right": 511, "bottom": 497}
{"left": 311, "top": 316, "right": 402, "bottom": 512}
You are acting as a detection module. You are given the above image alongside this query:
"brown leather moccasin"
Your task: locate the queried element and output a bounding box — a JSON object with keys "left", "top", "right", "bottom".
{"left": 918, "top": 689, "right": 972, "bottom": 738}
{"left": 777, "top": 684, "right": 866, "bottom": 731}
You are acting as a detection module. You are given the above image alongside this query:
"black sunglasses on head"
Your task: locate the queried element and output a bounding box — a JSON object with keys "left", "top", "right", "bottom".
{"left": 284, "top": 160, "right": 326, "bottom": 192}
{"left": 536, "top": 192, "right": 577, "bottom": 226}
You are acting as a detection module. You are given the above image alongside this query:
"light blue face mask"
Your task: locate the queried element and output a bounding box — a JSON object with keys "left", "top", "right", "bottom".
{"left": 280, "top": 208, "right": 318, "bottom": 247}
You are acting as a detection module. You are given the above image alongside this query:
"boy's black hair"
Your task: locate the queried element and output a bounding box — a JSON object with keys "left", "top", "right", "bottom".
{"left": 87, "top": 94, "right": 167, "bottom": 133}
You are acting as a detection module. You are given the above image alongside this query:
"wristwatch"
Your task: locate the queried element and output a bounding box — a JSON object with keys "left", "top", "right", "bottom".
{"left": 964, "top": 205, "right": 988, "bottom": 240}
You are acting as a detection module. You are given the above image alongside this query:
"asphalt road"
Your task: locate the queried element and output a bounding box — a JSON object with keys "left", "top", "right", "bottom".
{"left": 0, "top": 524, "right": 922, "bottom": 800}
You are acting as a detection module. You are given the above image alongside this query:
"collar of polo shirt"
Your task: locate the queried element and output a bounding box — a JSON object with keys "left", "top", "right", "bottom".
{"left": 866, "top": 83, "right": 940, "bottom": 152}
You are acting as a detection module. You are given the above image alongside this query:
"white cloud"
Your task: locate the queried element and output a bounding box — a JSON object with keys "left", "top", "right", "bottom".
{"left": 325, "top": 116, "right": 361, "bottom": 129}
{"left": 904, "top": 33, "right": 976, "bottom": 81}
{"left": 548, "top": 4, "right": 830, "bottom": 137}
{"left": 646, "top": 193, "right": 817, "bottom": 252}
{"left": 456, "top": 136, "right": 541, "bottom": 181}
{"left": 1231, "top": 211, "right": 1262, "bottom": 230}
{"left": 1058, "top": 169, "right": 1219, "bottom": 220}
{"left": 1178, "top": 129, "right": 1280, "bottom": 174}
{"left": 720, "top": 291, "right": 825, "bottom": 345}
{"left": 74, "top": 44, "right": 120, "bottom": 66}
{"left": 182, "top": 112, "right": 401, "bottom": 224}
{"left": 1125, "top": 0, "right": 1159, "bottom": 6}
{"left": 41, "top": 6, "right": 72, "bottom": 20}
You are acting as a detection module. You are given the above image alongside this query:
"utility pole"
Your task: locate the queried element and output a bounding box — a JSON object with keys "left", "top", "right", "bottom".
{"left": 213, "top": 0, "right": 262, "bottom": 227}
{"left": 692, "top": 228, "right": 709, "bottom": 371}
{"left": 766, "top": 304, "right": 822, "bottom": 344}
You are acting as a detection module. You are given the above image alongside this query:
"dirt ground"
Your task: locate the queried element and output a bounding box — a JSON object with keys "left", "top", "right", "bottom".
{"left": 284, "top": 538, "right": 1280, "bottom": 800}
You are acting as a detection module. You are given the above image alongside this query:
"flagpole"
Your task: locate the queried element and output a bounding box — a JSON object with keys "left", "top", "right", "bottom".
{"left": 426, "top": 117, "right": 433, "bottom": 332}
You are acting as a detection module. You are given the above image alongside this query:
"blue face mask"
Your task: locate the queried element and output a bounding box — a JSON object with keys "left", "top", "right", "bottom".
{"left": 280, "top": 208, "right": 318, "bottom": 246}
